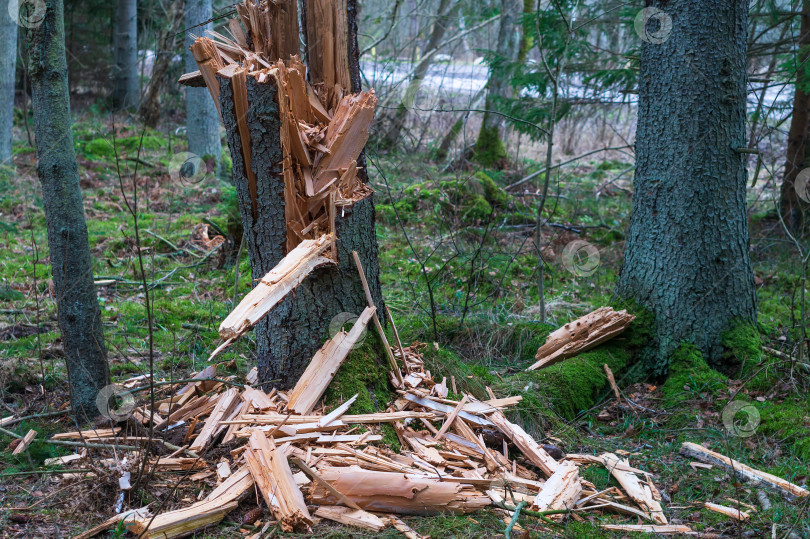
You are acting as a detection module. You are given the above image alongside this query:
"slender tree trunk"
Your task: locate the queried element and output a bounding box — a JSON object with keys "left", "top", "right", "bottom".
{"left": 474, "top": 0, "right": 522, "bottom": 168}
{"left": 780, "top": 1, "right": 810, "bottom": 233}
{"left": 139, "top": 0, "right": 184, "bottom": 128}
{"left": 434, "top": 85, "right": 486, "bottom": 161}
{"left": 113, "top": 0, "right": 139, "bottom": 110}
{"left": 617, "top": 0, "right": 756, "bottom": 373}
{"left": 185, "top": 0, "right": 221, "bottom": 166}
{"left": 382, "top": 0, "right": 458, "bottom": 147}
{"left": 0, "top": 6, "right": 17, "bottom": 164}
{"left": 29, "top": 0, "right": 110, "bottom": 420}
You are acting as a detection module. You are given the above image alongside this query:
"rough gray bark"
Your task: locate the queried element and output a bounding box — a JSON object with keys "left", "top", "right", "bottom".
{"left": 0, "top": 6, "right": 17, "bottom": 164}
{"left": 474, "top": 0, "right": 522, "bottom": 166}
{"left": 112, "top": 0, "right": 139, "bottom": 110}
{"left": 185, "top": 0, "right": 221, "bottom": 165}
{"left": 28, "top": 0, "right": 110, "bottom": 420}
{"left": 617, "top": 0, "right": 756, "bottom": 373}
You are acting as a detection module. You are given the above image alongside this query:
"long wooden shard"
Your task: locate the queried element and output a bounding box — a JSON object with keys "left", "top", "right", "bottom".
{"left": 308, "top": 467, "right": 491, "bottom": 515}
{"left": 287, "top": 305, "right": 376, "bottom": 414}
{"left": 680, "top": 442, "right": 810, "bottom": 500}
{"left": 531, "top": 461, "right": 581, "bottom": 517}
{"left": 129, "top": 467, "right": 253, "bottom": 538}
{"left": 527, "top": 307, "right": 635, "bottom": 371}
{"left": 245, "top": 432, "right": 313, "bottom": 531}
{"left": 487, "top": 410, "right": 558, "bottom": 477}
{"left": 601, "top": 453, "right": 667, "bottom": 525}
{"left": 219, "top": 235, "right": 335, "bottom": 341}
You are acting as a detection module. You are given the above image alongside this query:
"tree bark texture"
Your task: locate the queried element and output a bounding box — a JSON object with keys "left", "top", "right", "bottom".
{"left": 0, "top": 5, "right": 17, "bottom": 163}
{"left": 185, "top": 0, "right": 221, "bottom": 163}
{"left": 28, "top": 0, "right": 110, "bottom": 420}
{"left": 139, "top": 0, "right": 184, "bottom": 128}
{"left": 112, "top": 0, "right": 139, "bottom": 110}
{"left": 475, "top": 0, "right": 522, "bottom": 166}
{"left": 780, "top": 1, "right": 810, "bottom": 233}
{"left": 617, "top": 0, "right": 756, "bottom": 373}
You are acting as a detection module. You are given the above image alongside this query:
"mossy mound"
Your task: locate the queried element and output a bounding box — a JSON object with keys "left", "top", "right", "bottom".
{"left": 473, "top": 125, "right": 508, "bottom": 168}
{"left": 720, "top": 320, "right": 762, "bottom": 376}
{"left": 661, "top": 344, "right": 727, "bottom": 409}
{"left": 757, "top": 398, "right": 810, "bottom": 460}
{"left": 323, "top": 333, "right": 399, "bottom": 450}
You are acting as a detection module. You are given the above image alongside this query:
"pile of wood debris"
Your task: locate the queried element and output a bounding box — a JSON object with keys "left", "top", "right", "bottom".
{"left": 22, "top": 307, "right": 805, "bottom": 538}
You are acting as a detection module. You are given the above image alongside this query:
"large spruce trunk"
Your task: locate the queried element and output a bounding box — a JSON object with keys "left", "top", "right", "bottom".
{"left": 185, "top": 0, "right": 221, "bottom": 164}
{"left": 29, "top": 0, "right": 110, "bottom": 420}
{"left": 0, "top": 5, "right": 16, "bottom": 164}
{"left": 112, "top": 0, "right": 139, "bottom": 110}
{"left": 617, "top": 0, "right": 756, "bottom": 373}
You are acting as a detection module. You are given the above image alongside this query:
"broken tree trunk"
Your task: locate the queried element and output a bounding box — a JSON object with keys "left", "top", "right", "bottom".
{"left": 203, "top": 0, "right": 385, "bottom": 389}
{"left": 528, "top": 307, "right": 635, "bottom": 371}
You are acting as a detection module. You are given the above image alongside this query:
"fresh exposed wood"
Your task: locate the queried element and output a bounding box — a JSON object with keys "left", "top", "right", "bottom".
{"left": 129, "top": 466, "right": 253, "bottom": 538}
{"left": 246, "top": 432, "right": 313, "bottom": 531}
{"left": 315, "top": 505, "right": 387, "bottom": 532}
{"left": 435, "top": 394, "right": 468, "bottom": 441}
{"left": 309, "top": 467, "right": 491, "bottom": 515}
{"left": 531, "top": 461, "right": 582, "bottom": 516}
{"left": 487, "top": 410, "right": 558, "bottom": 477}
{"left": 603, "top": 364, "right": 621, "bottom": 401}
{"left": 352, "top": 250, "right": 404, "bottom": 386}
{"left": 189, "top": 37, "right": 226, "bottom": 115}
{"left": 52, "top": 428, "right": 120, "bottom": 440}
{"left": 290, "top": 456, "right": 363, "bottom": 510}
{"left": 704, "top": 501, "right": 750, "bottom": 521}
{"left": 189, "top": 388, "right": 240, "bottom": 452}
{"left": 218, "top": 235, "right": 335, "bottom": 341}
{"left": 601, "top": 453, "right": 667, "bottom": 525}
{"left": 12, "top": 429, "right": 37, "bottom": 455}
{"left": 178, "top": 70, "right": 205, "bottom": 87}
{"left": 680, "top": 442, "right": 809, "bottom": 500}
{"left": 527, "top": 307, "right": 636, "bottom": 371}
{"left": 600, "top": 524, "right": 693, "bottom": 535}
{"left": 286, "top": 306, "right": 375, "bottom": 414}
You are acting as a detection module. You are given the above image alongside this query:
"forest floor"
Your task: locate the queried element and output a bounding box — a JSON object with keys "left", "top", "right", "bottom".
{"left": 0, "top": 116, "right": 808, "bottom": 537}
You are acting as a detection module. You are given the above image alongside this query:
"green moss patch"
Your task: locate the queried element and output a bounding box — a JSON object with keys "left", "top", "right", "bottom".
{"left": 324, "top": 334, "right": 399, "bottom": 450}
{"left": 661, "top": 344, "right": 727, "bottom": 408}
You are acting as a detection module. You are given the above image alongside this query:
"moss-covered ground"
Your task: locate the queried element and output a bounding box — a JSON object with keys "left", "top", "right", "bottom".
{"left": 0, "top": 112, "right": 808, "bottom": 537}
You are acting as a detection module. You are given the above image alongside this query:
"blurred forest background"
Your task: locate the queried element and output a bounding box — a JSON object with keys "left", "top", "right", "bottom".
{"left": 1, "top": 0, "right": 810, "bottom": 537}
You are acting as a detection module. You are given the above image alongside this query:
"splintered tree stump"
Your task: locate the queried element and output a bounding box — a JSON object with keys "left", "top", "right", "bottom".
{"left": 191, "top": 0, "right": 385, "bottom": 390}
{"left": 218, "top": 68, "right": 384, "bottom": 387}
